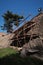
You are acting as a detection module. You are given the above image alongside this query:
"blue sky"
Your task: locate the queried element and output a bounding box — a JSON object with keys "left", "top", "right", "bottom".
{"left": 0, "top": 0, "right": 43, "bottom": 32}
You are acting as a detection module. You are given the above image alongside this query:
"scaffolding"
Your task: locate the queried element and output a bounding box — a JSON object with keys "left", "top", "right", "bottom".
{"left": 10, "top": 21, "right": 38, "bottom": 47}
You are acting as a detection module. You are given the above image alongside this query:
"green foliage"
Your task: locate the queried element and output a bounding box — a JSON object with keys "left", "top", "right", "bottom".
{"left": 2, "top": 11, "right": 24, "bottom": 33}
{"left": 0, "top": 48, "right": 17, "bottom": 58}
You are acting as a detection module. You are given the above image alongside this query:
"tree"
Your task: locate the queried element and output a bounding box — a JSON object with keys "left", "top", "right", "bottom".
{"left": 1, "top": 11, "right": 24, "bottom": 33}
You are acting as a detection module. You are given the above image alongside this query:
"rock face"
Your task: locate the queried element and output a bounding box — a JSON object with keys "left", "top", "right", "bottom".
{"left": 20, "top": 13, "right": 43, "bottom": 57}
{"left": 0, "top": 33, "right": 9, "bottom": 48}
{"left": 0, "top": 33, "right": 14, "bottom": 48}
{"left": 21, "top": 14, "right": 43, "bottom": 57}
{"left": 0, "top": 13, "right": 43, "bottom": 49}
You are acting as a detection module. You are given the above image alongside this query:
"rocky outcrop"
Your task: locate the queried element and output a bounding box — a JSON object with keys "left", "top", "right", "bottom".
{"left": 0, "top": 13, "right": 43, "bottom": 49}
{"left": 0, "top": 33, "right": 14, "bottom": 48}
{"left": 20, "top": 13, "right": 43, "bottom": 57}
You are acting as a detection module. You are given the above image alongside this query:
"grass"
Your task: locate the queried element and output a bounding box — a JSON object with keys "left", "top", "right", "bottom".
{"left": 0, "top": 48, "right": 43, "bottom": 65}
{"left": 0, "top": 48, "right": 17, "bottom": 58}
